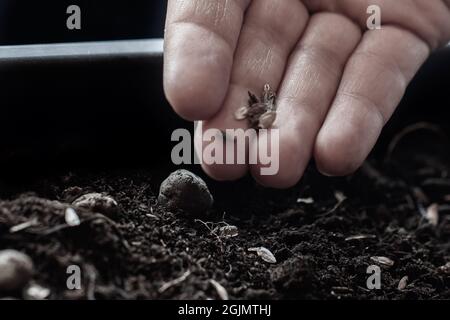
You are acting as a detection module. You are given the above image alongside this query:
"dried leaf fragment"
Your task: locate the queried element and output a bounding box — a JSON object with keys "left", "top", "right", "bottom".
{"left": 370, "top": 256, "right": 394, "bottom": 268}
{"left": 248, "top": 247, "right": 277, "bottom": 264}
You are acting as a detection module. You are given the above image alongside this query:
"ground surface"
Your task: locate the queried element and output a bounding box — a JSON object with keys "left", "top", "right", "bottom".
{"left": 0, "top": 124, "right": 449, "bottom": 300}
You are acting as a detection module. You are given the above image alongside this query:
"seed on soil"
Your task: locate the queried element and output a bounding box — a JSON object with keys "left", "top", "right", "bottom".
{"left": 397, "top": 276, "right": 409, "bottom": 291}
{"left": 158, "top": 169, "right": 214, "bottom": 216}
{"left": 258, "top": 111, "right": 277, "bottom": 129}
{"left": 23, "top": 283, "right": 51, "bottom": 300}
{"left": 209, "top": 279, "right": 229, "bottom": 300}
{"left": 345, "top": 234, "right": 376, "bottom": 241}
{"left": 370, "top": 256, "right": 395, "bottom": 268}
{"left": 72, "top": 193, "right": 119, "bottom": 218}
{"left": 297, "top": 197, "right": 314, "bottom": 204}
{"left": 425, "top": 203, "right": 439, "bottom": 226}
{"left": 218, "top": 225, "right": 238, "bottom": 238}
{"left": 0, "top": 250, "right": 34, "bottom": 292}
{"left": 248, "top": 247, "right": 277, "bottom": 264}
{"left": 65, "top": 207, "right": 81, "bottom": 226}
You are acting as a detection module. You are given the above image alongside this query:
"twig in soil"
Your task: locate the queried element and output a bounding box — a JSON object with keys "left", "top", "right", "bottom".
{"left": 385, "top": 122, "right": 448, "bottom": 163}
{"left": 84, "top": 264, "right": 97, "bottom": 300}
{"left": 345, "top": 234, "right": 376, "bottom": 241}
{"left": 209, "top": 279, "right": 229, "bottom": 300}
{"left": 9, "top": 218, "right": 39, "bottom": 233}
{"left": 158, "top": 270, "right": 191, "bottom": 293}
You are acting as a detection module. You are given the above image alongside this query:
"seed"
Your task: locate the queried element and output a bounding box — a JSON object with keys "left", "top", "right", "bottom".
{"left": 397, "top": 276, "right": 408, "bottom": 291}
{"left": 65, "top": 207, "right": 81, "bottom": 226}
{"left": 0, "top": 250, "right": 34, "bottom": 291}
{"left": 370, "top": 256, "right": 394, "bottom": 268}
{"left": 258, "top": 111, "right": 277, "bottom": 129}
{"left": 23, "top": 283, "right": 51, "bottom": 300}
{"left": 425, "top": 203, "right": 439, "bottom": 226}
{"left": 72, "top": 193, "right": 119, "bottom": 218}
{"left": 218, "top": 225, "right": 238, "bottom": 238}
{"left": 248, "top": 247, "right": 277, "bottom": 264}
{"left": 234, "top": 106, "right": 249, "bottom": 120}
{"left": 158, "top": 170, "right": 214, "bottom": 216}
{"left": 209, "top": 279, "right": 229, "bottom": 300}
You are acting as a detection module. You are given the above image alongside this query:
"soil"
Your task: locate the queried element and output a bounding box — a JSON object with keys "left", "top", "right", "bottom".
{"left": 0, "top": 125, "right": 449, "bottom": 300}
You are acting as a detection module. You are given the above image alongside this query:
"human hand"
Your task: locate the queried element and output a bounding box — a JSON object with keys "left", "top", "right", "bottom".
{"left": 164, "top": 0, "right": 450, "bottom": 188}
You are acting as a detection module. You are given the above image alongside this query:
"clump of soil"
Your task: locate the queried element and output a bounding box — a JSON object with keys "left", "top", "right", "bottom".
{"left": 0, "top": 125, "right": 449, "bottom": 300}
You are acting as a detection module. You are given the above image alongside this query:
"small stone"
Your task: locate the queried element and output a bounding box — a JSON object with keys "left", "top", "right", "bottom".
{"left": 158, "top": 170, "right": 214, "bottom": 216}
{"left": 0, "top": 250, "right": 34, "bottom": 291}
{"left": 72, "top": 193, "right": 119, "bottom": 218}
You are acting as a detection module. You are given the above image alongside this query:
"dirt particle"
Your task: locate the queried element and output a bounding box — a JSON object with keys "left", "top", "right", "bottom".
{"left": 437, "top": 262, "right": 450, "bottom": 275}
{"left": 0, "top": 250, "right": 34, "bottom": 292}
{"left": 158, "top": 170, "right": 213, "bottom": 216}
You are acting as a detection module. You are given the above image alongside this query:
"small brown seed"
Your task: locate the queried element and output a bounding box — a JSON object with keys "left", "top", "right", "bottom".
{"left": 258, "top": 111, "right": 277, "bottom": 129}
{"left": 397, "top": 276, "right": 408, "bottom": 291}
{"left": 248, "top": 247, "right": 277, "bottom": 264}
{"left": 234, "top": 106, "right": 249, "bottom": 120}
{"left": 0, "top": 250, "right": 34, "bottom": 291}
{"left": 218, "top": 225, "right": 238, "bottom": 238}
{"left": 72, "top": 193, "right": 119, "bottom": 218}
{"left": 425, "top": 203, "right": 439, "bottom": 226}
{"left": 370, "top": 256, "right": 395, "bottom": 268}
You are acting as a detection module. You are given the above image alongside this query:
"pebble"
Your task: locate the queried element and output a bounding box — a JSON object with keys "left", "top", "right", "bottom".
{"left": 0, "top": 250, "right": 34, "bottom": 291}
{"left": 72, "top": 193, "right": 119, "bottom": 218}
{"left": 158, "top": 170, "right": 214, "bottom": 215}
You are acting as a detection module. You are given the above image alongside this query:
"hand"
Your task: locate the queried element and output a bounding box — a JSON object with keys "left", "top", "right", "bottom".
{"left": 163, "top": 0, "right": 450, "bottom": 188}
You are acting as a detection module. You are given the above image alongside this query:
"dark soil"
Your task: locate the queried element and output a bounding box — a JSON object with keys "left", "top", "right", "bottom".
{"left": 0, "top": 125, "right": 449, "bottom": 300}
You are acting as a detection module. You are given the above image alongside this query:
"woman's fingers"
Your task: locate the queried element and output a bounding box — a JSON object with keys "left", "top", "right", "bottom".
{"left": 250, "top": 13, "right": 361, "bottom": 188}
{"left": 199, "top": 0, "right": 308, "bottom": 181}
{"left": 164, "top": 0, "right": 250, "bottom": 121}
{"left": 314, "top": 26, "right": 430, "bottom": 176}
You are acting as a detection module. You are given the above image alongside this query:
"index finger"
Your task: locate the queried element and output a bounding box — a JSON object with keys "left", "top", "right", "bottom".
{"left": 164, "top": 0, "right": 251, "bottom": 120}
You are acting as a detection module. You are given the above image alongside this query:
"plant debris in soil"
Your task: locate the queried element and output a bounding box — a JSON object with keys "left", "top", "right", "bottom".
{"left": 0, "top": 124, "right": 449, "bottom": 300}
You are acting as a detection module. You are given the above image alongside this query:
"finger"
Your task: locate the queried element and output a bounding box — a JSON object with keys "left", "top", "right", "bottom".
{"left": 302, "top": 0, "right": 450, "bottom": 50}
{"left": 200, "top": 0, "right": 308, "bottom": 181}
{"left": 249, "top": 13, "right": 361, "bottom": 188}
{"left": 314, "top": 26, "right": 430, "bottom": 176}
{"left": 164, "top": 0, "right": 251, "bottom": 120}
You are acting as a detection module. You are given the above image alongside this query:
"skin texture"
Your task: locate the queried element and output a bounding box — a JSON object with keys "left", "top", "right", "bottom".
{"left": 164, "top": 0, "right": 450, "bottom": 188}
